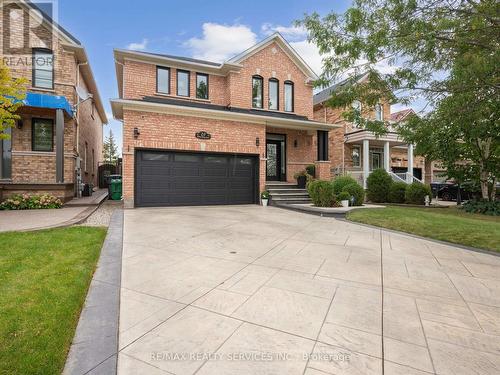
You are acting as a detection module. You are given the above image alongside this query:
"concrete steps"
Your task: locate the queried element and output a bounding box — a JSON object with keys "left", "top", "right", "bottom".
{"left": 265, "top": 182, "right": 311, "bottom": 205}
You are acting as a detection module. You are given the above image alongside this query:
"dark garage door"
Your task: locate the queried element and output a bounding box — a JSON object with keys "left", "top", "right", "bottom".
{"left": 135, "top": 150, "right": 259, "bottom": 207}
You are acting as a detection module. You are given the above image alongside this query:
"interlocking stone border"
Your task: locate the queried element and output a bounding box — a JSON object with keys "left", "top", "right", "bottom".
{"left": 63, "top": 210, "right": 123, "bottom": 375}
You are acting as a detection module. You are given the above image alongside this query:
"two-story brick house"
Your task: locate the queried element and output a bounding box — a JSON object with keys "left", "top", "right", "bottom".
{"left": 313, "top": 74, "right": 434, "bottom": 188}
{"left": 0, "top": 0, "right": 107, "bottom": 202}
{"left": 111, "top": 33, "right": 339, "bottom": 208}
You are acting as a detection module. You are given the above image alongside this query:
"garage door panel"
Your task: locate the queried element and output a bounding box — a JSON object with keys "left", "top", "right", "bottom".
{"left": 135, "top": 150, "right": 257, "bottom": 207}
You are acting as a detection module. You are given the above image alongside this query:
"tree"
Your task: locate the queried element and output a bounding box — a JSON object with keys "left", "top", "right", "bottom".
{"left": 301, "top": 0, "right": 500, "bottom": 200}
{"left": 0, "top": 62, "right": 27, "bottom": 139}
{"left": 102, "top": 129, "right": 118, "bottom": 164}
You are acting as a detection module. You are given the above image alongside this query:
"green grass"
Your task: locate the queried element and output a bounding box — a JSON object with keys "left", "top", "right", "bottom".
{"left": 0, "top": 226, "right": 107, "bottom": 375}
{"left": 347, "top": 206, "right": 500, "bottom": 252}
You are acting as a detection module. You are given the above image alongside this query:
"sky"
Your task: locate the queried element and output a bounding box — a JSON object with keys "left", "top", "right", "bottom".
{"left": 54, "top": 0, "right": 414, "bottom": 154}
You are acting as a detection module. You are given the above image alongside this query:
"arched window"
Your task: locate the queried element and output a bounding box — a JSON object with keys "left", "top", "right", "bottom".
{"left": 375, "top": 103, "right": 383, "bottom": 121}
{"left": 252, "top": 75, "right": 263, "bottom": 108}
{"left": 268, "top": 78, "right": 279, "bottom": 110}
{"left": 284, "top": 80, "right": 294, "bottom": 112}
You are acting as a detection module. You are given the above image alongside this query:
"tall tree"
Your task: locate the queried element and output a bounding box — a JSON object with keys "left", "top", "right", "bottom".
{"left": 102, "top": 129, "right": 118, "bottom": 164}
{"left": 0, "top": 62, "right": 27, "bottom": 139}
{"left": 301, "top": 0, "right": 500, "bottom": 199}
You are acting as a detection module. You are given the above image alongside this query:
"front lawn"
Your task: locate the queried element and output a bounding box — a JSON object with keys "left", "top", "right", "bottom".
{"left": 0, "top": 226, "right": 107, "bottom": 375}
{"left": 347, "top": 206, "right": 500, "bottom": 252}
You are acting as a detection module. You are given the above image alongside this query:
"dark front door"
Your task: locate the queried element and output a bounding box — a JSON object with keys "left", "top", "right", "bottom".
{"left": 135, "top": 150, "right": 258, "bottom": 207}
{"left": 266, "top": 139, "right": 282, "bottom": 181}
{"left": 0, "top": 126, "right": 12, "bottom": 179}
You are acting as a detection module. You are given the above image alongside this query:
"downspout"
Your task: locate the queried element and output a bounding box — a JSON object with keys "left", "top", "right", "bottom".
{"left": 75, "top": 61, "right": 88, "bottom": 155}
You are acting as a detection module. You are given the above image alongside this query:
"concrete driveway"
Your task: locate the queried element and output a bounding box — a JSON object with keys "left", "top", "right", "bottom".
{"left": 118, "top": 206, "right": 500, "bottom": 375}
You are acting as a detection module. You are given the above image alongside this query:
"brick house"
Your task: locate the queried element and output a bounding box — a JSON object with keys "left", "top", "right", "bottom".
{"left": 313, "top": 74, "right": 436, "bottom": 188}
{"left": 111, "top": 33, "right": 339, "bottom": 208}
{"left": 0, "top": 0, "right": 107, "bottom": 202}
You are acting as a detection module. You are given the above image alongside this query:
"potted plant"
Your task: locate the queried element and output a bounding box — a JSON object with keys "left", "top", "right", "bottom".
{"left": 338, "top": 191, "right": 351, "bottom": 208}
{"left": 294, "top": 170, "right": 308, "bottom": 189}
{"left": 261, "top": 191, "right": 270, "bottom": 206}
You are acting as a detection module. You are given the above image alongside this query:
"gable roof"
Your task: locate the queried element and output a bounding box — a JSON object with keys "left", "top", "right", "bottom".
{"left": 313, "top": 72, "right": 370, "bottom": 106}
{"left": 227, "top": 33, "right": 317, "bottom": 80}
{"left": 390, "top": 108, "right": 416, "bottom": 122}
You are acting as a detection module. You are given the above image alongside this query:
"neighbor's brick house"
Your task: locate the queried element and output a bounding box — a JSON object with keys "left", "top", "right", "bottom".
{"left": 313, "top": 74, "right": 438, "bottom": 187}
{"left": 0, "top": 1, "right": 107, "bottom": 201}
{"left": 111, "top": 33, "right": 339, "bottom": 208}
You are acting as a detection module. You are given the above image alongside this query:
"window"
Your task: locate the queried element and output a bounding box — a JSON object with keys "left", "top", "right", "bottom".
{"left": 252, "top": 75, "right": 263, "bottom": 108}
{"left": 196, "top": 73, "right": 209, "bottom": 99}
{"left": 284, "top": 81, "right": 294, "bottom": 112}
{"left": 92, "top": 149, "right": 95, "bottom": 174}
{"left": 352, "top": 100, "right": 362, "bottom": 127}
{"left": 32, "top": 49, "right": 54, "bottom": 89}
{"left": 157, "top": 66, "right": 170, "bottom": 94}
{"left": 268, "top": 78, "right": 279, "bottom": 110}
{"left": 375, "top": 103, "right": 383, "bottom": 121}
{"left": 177, "top": 70, "right": 190, "bottom": 97}
{"left": 352, "top": 146, "right": 361, "bottom": 167}
{"left": 84, "top": 142, "right": 88, "bottom": 172}
{"left": 32, "top": 118, "right": 54, "bottom": 151}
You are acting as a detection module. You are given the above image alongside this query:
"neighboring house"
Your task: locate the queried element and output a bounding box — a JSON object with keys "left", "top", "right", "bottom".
{"left": 313, "top": 74, "right": 435, "bottom": 188}
{"left": 0, "top": 0, "right": 107, "bottom": 202}
{"left": 111, "top": 33, "right": 339, "bottom": 208}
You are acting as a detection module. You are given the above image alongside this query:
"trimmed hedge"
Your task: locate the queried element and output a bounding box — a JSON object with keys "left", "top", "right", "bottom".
{"left": 405, "top": 183, "right": 432, "bottom": 205}
{"left": 338, "top": 191, "right": 351, "bottom": 201}
{"left": 462, "top": 199, "right": 500, "bottom": 216}
{"left": 332, "top": 175, "right": 359, "bottom": 195}
{"left": 388, "top": 182, "right": 407, "bottom": 203}
{"left": 343, "top": 183, "right": 365, "bottom": 206}
{"left": 366, "top": 169, "right": 392, "bottom": 203}
{"left": 307, "top": 180, "right": 336, "bottom": 207}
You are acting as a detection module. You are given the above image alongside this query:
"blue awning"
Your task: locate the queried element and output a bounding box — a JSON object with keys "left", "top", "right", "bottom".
{"left": 22, "top": 92, "right": 74, "bottom": 117}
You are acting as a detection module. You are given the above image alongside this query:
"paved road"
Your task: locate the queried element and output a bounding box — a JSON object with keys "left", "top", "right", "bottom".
{"left": 118, "top": 205, "right": 500, "bottom": 375}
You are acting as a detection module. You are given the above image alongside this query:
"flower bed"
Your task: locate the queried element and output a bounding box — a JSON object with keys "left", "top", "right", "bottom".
{"left": 0, "top": 194, "right": 63, "bottom": 210}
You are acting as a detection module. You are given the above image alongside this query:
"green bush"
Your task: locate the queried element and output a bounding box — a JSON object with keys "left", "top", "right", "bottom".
{"left": 0, "top": 193, "right": 63, "bottom": 210}
{"left": 343, "top": 182, "right": 365, "bottom": 206}
{"left": 338, "top": 191, "right": 351, "bottom": 201}
{"left": 462, "top": 199, "right": 500, "bottom": 216}
{"left": 405, "top": 183, "right": 432, "bottom": 205}
{"left": 305, "top": 164, "right": 316, "bottom": 177}
{"left": 332, "top": 175, "right": 359, "bottom": 195}
{"left": 307, "top": 180, "right": 336, "bottom": 207}
{"left": 388, "top": 182, "right": 407, "bottom": 203}
{"left": 366, "top": 169, "right": 392, "bottom": 202}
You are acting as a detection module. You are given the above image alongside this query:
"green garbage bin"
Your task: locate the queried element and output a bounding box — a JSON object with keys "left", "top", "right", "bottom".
{"left": 109, "top": 178, "right": 122, "bottom": 200}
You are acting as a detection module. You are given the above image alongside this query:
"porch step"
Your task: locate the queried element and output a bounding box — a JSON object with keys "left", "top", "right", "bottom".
{"left": 265, "top": 182, "right": 298, "bottom": 190}
{"left": 267, "top": 188, "right": 308, "bottom": 194}
{"left": 271, "top": 197, "right": 312, "bottom": 205}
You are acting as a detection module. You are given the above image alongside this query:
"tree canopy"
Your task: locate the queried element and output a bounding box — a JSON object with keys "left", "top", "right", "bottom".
{"left": 0, "top": 62, "right": 27, "bottom": 139}
{"left": 102, "top": 129, "right": 119, "bottom": 164}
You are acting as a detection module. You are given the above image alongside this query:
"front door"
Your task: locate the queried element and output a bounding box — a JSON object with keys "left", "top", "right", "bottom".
{"left": 0, "top": 126, "right": 12, "bottom": 179}
{"left": 266, "top": 139, "right": 282, "bottom": 181}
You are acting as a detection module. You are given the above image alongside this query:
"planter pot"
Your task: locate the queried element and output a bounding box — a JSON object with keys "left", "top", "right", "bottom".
{"left": 296, "top": 175, "right": 307, "bottom": 189}
{"left": 262, "top": 198, "right": 269, "bottom": 207}
{"left": 341, "top": 200, "right": 349, "bottom": 208}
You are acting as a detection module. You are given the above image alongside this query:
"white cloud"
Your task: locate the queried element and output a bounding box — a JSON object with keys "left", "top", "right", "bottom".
{"left": 126, "top": 38, "right": 148, "bottom": 51}
{"left": 184, "top": 23, "right": 257, "bottom": 62}
{"left": 261, "top": 23, "right": 307, "bottom": 40}
{"left": 289, "top": 40, "right": 322, "bottom": 75}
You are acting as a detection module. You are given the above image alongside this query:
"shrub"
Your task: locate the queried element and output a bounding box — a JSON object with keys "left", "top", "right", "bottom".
{"left": 366, "top": 169, "right": 393, "bottom": 202}
{"left": 343, "top": 182, "right": 365, "bottom": 206}
{"left": 307, "top": 180, "right": 336, "bottom": 207}
{"left": 462, "top": 199, "right": 500, "bottom": 216}
{"left": 261, "top": 191, "right": 270, "bottom": 199}
{"left": 0, "top": 193, "right": 63, "bottom": 210}
{"left": 388, "top": 182, "right": 407, "bottom": 203}
{"left": 305, "top": 164, "right": 316, "bottom": 177}
{"left": 331, "top": 175, "right": 359, "bottom": 195}
{"left": 338, "top": 191, "right": 351, "bottom": 201}
{"left": 405, "top": 183, "right": 432, "bottom": 205}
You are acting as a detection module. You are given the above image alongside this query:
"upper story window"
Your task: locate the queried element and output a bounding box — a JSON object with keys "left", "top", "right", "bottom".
{"left": 32, "top": 48, "right": 54, "bottom": 89}
{"left": 352, "top": 100, "right": 362, "bottom": 113}
{"left": 157, "top": 66, "right": 170, "bottom": 94}
{"left": 177, "top": 70, "right": 190, "bottom": 97}
{"left": 375, "top": 103, "right": 383, "bottom": 121}
{"left": 196, "top": 73, "right": 209, "bottom": 100}
{"left": 268, "top": 78, "right": 279, "bottom": 110}
{"left": 32, "top": 118, "right": 54, "bottom": 152}
{"left": 252, "top": 75, "right": 263, "bottom": 108}
{"left": 284, "top": 81, "right": 294, "bottom": 112}
{"left": 352, "top": 145, "right": 361, "bottom": 167}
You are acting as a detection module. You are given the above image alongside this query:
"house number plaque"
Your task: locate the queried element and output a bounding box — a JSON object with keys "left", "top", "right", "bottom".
{"left": 195, "top": 131, "right": 211, "bottom": 140}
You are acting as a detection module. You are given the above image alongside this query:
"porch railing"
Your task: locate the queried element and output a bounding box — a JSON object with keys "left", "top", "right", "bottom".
{"left": 346, "top": 170, "right": 423, "bottom": 186}
{"left": 390, "top": 172, "right": 407, "bottom": 183}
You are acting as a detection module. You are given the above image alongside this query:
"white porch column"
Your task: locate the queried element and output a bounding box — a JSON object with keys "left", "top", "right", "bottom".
{"left": 407, "top": 143, "right": 414, "bottom": 183}
{"left": 384, "top": 141, "right": 390, "bottom": 173}
{"left": 363, "top": 139, "right": 370, "bottom": 189}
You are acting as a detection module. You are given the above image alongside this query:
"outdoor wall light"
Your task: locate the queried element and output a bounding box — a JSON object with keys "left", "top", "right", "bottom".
{"left": 133, "top": 127, "right": 140, "bottom": 139}
{"left": 294, "top": 139, "right": 298, "bottom": 148}
{"left": 256, "top": 137, "right": 260, "bottom": 146}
